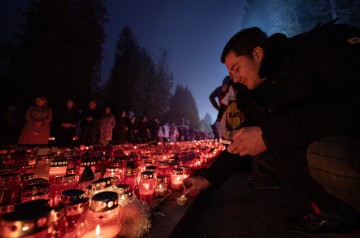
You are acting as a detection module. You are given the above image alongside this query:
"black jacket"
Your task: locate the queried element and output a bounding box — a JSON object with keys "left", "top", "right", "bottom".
{"left": 259, "top": 22, "right": 360, "bottom": 155}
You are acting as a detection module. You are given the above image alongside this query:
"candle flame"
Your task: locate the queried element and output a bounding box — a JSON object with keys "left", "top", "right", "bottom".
{"left": 95, "top": 224, "right": 100, "bottom": 236}
{"left": 144, "top": 183, "right": 149, "bottom": 190}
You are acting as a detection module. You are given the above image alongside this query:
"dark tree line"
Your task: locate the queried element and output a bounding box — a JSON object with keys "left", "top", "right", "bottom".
{"left": 103, "top": 27, "right": 174, "bottom": 121}
{"left": 0, "top": 0, "right": 201, "bottom": 141}
{"left": 166, "top": 85, "right": 200, "bottom": 129}
{"left": 1, "top": 0, "right": 107, "bottom": 112}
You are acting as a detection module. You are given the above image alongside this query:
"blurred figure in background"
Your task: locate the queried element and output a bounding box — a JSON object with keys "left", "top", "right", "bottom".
{"left": 99, "top": 106, "right": 116, "bottom": 145}
{"left": 18, "top": 96, "right": 52, "bottom": 145}
{"left": 113, "top": 110, "right": 129, "bottom": 144}
{"left": 209, "top": 76, "right": 230, "bottom": 140}
{"left": 79, "top": 100, "right": 101, "bottom": 145}
{"left": 58, "top": 99, "right": 80, "bottom": 147}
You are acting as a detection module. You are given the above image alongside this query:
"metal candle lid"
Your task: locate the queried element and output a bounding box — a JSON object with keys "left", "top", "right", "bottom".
{"left": 50, "top": 159, "right": 68, "bottom": 167}
{"left": 64, "top": 198, "right": 89, "bottom": 216}
{"left": 116, "top": 184, "right": 133, "bottom": 198}
{"left": 90, "top": 177, "right": 116, "bottom": 192}
{"left": 21, "top": 178, "right": 50, "bottom": 197}
{"left": 145, "top": 165, "right": 157, "bottom": 173}
{"left": 53, "top": 174, "right": 76, "bottom": 184}
{"left": 0, "top": 206, "right": 53, "bottom": 237}
{"left": 20, "top": 173, "right": 35, "bottom": 182}
{"left": 158, "top": 161, "right": 170, "bottom": 168}
{"left": 124, "top": 164, "right": 137, "bottom": 176}
{"left": 60, "top": 189, "right": 86, "bottom": 205}
{"left": 140, "top": 171, "right": 155, "bottom": 179}
{"left": 172, "top": 168, "right": 183, "bottom": 175}
{"left": 80, "top": 159, "right": 96, "bottom": 167}
{"left": 105, "top": 167, "right": 120, "bottom": 173}
{"left": 90, "top": 191, "right": 118, "bottom": 212}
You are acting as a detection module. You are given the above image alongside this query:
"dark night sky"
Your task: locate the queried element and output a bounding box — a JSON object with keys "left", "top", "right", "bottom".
{"left": 0, "top": 0, "right": 248, "bottom": 121}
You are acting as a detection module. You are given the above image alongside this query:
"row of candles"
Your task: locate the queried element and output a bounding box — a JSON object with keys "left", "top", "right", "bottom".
{"left": 0, "top": 140, "right": 224, "bottom": 237}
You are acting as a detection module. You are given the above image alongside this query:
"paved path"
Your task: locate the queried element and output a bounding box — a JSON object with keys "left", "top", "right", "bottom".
{"left": 169, "top": 173, "right": 359, "bottom": 238}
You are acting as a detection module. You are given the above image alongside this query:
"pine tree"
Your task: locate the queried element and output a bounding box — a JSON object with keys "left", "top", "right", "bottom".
{"left": 168, "top": 85, "right": 200, "bottom": 129}
{"left": 5, "top": 0, "right": 107, "bottom": 110}
{"left": 104, "top": 27, "right": 173, "bottom": 120}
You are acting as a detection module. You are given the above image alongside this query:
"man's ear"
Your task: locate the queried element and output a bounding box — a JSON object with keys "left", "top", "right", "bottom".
{"left": 252, "top": 46, "right": 264, "bottom": 62}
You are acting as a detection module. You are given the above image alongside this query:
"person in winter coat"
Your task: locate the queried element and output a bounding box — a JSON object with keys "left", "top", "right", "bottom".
{"left": 58, "top": 99, "right": 80, "bottom": 147}
{"left": 18, "top": 96, "right": 52, "bottom": 145}
{"left": 79, "top": 100, "right": 101, "bottom": 145}
{"left": 113, "top": 110, "right": 130, "bottom": 144}
{"left": 99, "top": 106, "right": 116, "bottom": 145}
{"left": 184, "top": 20, "right": 360, "bottom": 233}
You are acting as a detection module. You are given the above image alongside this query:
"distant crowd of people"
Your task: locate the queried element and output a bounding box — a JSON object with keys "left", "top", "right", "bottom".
{"left": 1, "top": 97, "right": 210, "bottom": 147}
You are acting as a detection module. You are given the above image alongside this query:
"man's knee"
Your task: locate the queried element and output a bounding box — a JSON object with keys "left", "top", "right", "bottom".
{"left": 307, "top": 135, "right": 360, "bottom": 210}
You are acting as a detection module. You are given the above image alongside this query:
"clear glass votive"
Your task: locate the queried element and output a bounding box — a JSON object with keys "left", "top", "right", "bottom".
{"left": 48, "top": 174, "right": 78, "bottom": 206}
{"left": 139, "top": 171, "right": 156, "bottom": 204}
{"left": 20, "top": 177, "right": 50, "bottom": 203}
{"left": 0, "top": 173, "right": 21, "bottom": 205}
{"left": 82, "top": 191, "right": 123, "bottom": 238}
{"left": 171, "top": 168, "right": 184, "bottom": 191}
{"left": 60, "top": 189, "right": 89, "bottom": 238}
{"left": 48, "top": 158, "right": 68, "bottom": 184}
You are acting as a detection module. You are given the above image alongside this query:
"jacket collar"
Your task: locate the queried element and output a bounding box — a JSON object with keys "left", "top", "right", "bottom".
{"left": 258, "top": 33, "right": 288, "bottom": 79}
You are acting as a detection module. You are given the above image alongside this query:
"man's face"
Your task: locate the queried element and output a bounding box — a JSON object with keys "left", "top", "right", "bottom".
{"left": 224, "top": 50, "right": 262, "bottom": 90}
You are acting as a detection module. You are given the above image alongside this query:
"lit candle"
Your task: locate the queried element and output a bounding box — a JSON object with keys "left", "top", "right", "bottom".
{"left": 81, "top": 224, "right": 121, "bottom": 238}
{"left": 138, "top": 171, "right": 155, "bottom": 203}
{"left": 171, "top": 168, "right": 184, "bottom": 191}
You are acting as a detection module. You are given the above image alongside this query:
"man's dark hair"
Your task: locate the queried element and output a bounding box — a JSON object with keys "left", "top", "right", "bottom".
{"left": 221, "top": 27, "right": 268, "bottom": 63}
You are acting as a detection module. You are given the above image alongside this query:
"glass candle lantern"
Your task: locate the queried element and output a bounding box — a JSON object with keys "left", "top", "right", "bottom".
{"left": 157, "top": 161, "right": 171, "bottom": 176}
{"left": 60, "top": 189, "right": 89, "bottom": 238}
{"left": 0, "top": 173, "right": 21, "bottom": 206}
{"left": 48, "top": 174, "right": 78, "bottom": 206}
{"left": 138, "top": 171, "right": 156, "bottom": 203}
{"left": 181, "top": 165, "right": 191, "bottom": 180}
{"left": 103, "top": 167, "right": 121, "bottom": 184}
{"left": 139, "top": 159, "right": 153, "bottom": 173}
{"left": 171, "top": 168, "right": 184, "bottom": 191}
{"left": 145, "top": 165, "right": 157, "bottom": 178}
{"left": 155, "top": 175, "right": 168, "bottom": 197}
{"left": 122, "top": 163, "right": 137, "bottom": 191}
{"left": 88, "top": 177, "right": 117, "bottom": 197}
{"left": 82, "top": 191, "right": 123, "bottom": 238}
{"left": 20, "top": 177, "right": 50, "bottom": 203}
{"left": 115, "top": 184, "right": 133, "bottom": 206}
{"left": 33, "top": 156, "right": 50, "bottom": 179}
{"left": 48, "top": 158, "right": 68, "bottom": 184}
{"left": 0, "top": 205, "right": 54, "bottom": 238}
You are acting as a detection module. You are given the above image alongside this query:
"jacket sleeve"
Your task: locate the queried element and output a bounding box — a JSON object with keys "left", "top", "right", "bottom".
{"left": 261, "top": 24, "right": 360, "bottom": 154}
{"left": 209, "top": 87, "right": 221, "bottom": 111}
{"left": 204, "top": 150, "right": 252, "bottom": 188}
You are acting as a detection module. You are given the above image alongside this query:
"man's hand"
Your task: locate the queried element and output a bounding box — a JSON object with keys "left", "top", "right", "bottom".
{"left": 183, "top": 176, "right": 211, "bottom": 195}
{"left": 227, "top": 126, "right": 267, "bottom": 156}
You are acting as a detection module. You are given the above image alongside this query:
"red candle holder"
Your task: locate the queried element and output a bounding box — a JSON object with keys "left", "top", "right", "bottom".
{"left": 138, "top": 171, "right": 156, "bottom": 203}
{"left": 171, "top": 168, "right": 184, "bottom": 191}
